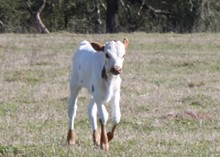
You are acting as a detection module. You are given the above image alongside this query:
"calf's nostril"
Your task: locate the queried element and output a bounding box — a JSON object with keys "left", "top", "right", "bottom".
{"left": 116, "top": 68, "right": 122, "bottom": 73}
{"left": 111, "top": 66, "right": 122, "bottom": 75}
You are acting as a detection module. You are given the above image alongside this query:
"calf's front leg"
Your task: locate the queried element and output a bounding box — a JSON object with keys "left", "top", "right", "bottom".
{"left": 98, "top": 104, "right": 109, "bottom": 150}
{"left": 108, "top": 92, "right": 121, "bottom": 142}
{"left": 100, "top": 120, "right": 109, "bottom": 150}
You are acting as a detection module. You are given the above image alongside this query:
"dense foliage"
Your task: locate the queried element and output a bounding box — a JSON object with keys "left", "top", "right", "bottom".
{"left": 0, "top": 0, "right": 220, "bottom": 33}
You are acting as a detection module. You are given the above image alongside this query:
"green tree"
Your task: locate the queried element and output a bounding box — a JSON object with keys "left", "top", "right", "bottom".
{"left": 0, "top": 0, "right": 220, "bottom": 33}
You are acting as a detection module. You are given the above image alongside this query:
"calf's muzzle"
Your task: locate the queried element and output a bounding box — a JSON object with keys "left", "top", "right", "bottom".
{"left": 110, "top": 66, "right": 122, "bottom": 75}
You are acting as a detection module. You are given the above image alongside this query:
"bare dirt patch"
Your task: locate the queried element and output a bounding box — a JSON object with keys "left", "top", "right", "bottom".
{"left": 159, "top": 111, "right": 213, "bottom": 121}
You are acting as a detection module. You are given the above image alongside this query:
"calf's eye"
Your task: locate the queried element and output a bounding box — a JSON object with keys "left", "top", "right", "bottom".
{"left": 105, "top": 53, "right": 110, "bottom": 59}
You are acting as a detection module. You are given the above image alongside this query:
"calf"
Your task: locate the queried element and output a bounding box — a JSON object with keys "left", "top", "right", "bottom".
{"left": 67, "top": 38, "right": 129, "bottom": 150}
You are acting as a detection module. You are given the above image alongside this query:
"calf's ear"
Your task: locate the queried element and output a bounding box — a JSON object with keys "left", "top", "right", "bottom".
{"left": 90, "top": 42, "right": 105, "bottom": 52}
{"left": 123, "top": 38, "right": 129, "bottom": 48}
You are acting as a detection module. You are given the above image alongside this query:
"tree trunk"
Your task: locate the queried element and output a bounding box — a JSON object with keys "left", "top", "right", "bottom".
{"left": 106, "top": 0, "right": 119, "bottom": 33}
{"left": 36, "top": 0, "right": 50, "bottom": 34}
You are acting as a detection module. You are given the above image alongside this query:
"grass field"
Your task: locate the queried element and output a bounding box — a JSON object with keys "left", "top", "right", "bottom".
{"left": 0, "top": 33, "right": 220, "bottom": 157}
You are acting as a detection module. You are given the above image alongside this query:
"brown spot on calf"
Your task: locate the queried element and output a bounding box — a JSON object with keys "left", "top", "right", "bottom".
{"left": 90, "top": 42, "right": 104, "bottom": 52}
{"left": 92, "top": 85, "right": 95, "bottom": 92}
{"left": 101, "top": 67, "right": 108, "bottom": 80}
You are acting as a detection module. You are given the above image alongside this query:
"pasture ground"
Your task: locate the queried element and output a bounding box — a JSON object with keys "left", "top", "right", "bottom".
{"left": 0, "top": 33, "right": 220, "bottom": 156}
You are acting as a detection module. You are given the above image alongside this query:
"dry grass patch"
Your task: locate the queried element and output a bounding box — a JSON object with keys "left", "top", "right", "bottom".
{"left": 0, "top": 33, "right": 220, "bottom": 156}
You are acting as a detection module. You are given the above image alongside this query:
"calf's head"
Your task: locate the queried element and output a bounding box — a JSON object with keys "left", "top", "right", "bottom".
{"left": 91, "top": 38, "right": 129, "bottom": 76}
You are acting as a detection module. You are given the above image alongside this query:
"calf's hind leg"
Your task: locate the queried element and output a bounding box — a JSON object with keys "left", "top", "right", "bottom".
{"left": 88, "top": 99, "right": 100, "bottom": 145}
{"left": 67, "top": 85, "right": 81, "bottom": 145}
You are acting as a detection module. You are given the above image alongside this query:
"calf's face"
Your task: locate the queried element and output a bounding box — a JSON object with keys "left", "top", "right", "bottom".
{"left": 105, "top": 40, "right": 125, "bottom": 75}
{"left": 91, "top": 38, "right": 129, "bottom": 76}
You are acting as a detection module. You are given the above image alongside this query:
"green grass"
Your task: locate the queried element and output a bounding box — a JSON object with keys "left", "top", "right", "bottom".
{"left": 0, "top": 32, "right": 220, "bottom": 156}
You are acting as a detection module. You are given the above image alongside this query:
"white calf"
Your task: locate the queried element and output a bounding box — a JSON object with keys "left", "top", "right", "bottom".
{"left": 67, "top": 38, "right": 129, "bottom": 150}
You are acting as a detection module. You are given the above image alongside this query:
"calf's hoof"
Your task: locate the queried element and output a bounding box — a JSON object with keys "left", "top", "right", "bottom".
{"left": 67, "top": 129, "right": 76, "bottom": 145}
{"left": 93, "top": 130, "right": 100, "bottom": 146}
{"left": 107, "top": 132, "right": 114, "bottom": 142}
{"left": 101, "top": 143, "right": 109, "bottom": 151}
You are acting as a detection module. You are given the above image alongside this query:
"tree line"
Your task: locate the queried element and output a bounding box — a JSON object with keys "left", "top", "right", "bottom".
{"left": 0, "top": 0, "right": 220, "bottom": 33}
